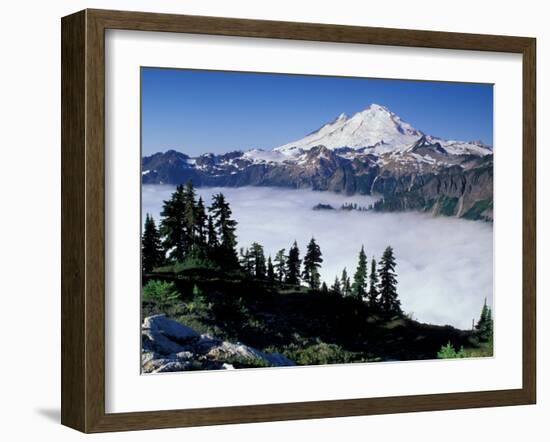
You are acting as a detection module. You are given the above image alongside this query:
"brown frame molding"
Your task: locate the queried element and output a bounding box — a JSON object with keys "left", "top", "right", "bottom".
{"left": 61, "top": 9, "right": 536, "bottom": 433}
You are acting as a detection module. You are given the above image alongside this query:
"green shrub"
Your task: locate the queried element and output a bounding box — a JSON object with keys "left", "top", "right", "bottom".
{"left": 142, "top": 280, "right": 179, "bottom": 308}
{"left": 185, "top": 284, "right": 211, "bottom": 315}
{"left": 282, "top": 341, "right": 361, "bottom": 366}
{"left": 437, "top": 342, "right": 467, "bottom": 359}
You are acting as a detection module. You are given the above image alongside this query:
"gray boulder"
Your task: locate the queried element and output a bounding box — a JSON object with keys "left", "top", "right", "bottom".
{"left": 141, "top": 315, "right": 295, "bottom": 373}
{"left": 143, "top": 314, "right": 200, "bottom": 342}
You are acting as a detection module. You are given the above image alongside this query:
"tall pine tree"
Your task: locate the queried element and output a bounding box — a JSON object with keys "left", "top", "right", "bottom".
{"left": 341, "top": 268, "right": 352, "bottom": 297}
{"left": 274, "top": 249, "right": 287, "bottom": 282}
{"left": 209, "top": 193, "right": 239, "bottom": 267}
{"left": 475, "top": 298, "right": 493, "bottom": 342}
{"left": 160, "top": 185, "right": 187, "bottom": 261}
{"left": 302, "top": 237, "right": 323, "bottom": 290}
{"left": 267, "top": 256, "right": 275, "bottom": 282}
{"left": 378, "top": 246, "right": 401, "bottom": 315}
{"left": 250, "top": 242, "right": 267, "bottom": 279}
{"left": 239, "top": 247, "right": 253, "bottom": 276}
{"left": 142, "top": 213, "right": 164, "bottom": 273}
{"left": 207, "top": 215, "right": 218, "bottom": 251}
{"left": 331, "top": 276, "right": 342, "bottom": 296}
{"left": 367, "top": 257, "right": 379, "bottom": 308}
{"left": 195, "top": 196, "right": 207, "bottom": 246}
{"left": 286, "top": 241, "right": 301, "bottom": 286}
{"left": 352, "top": 246, "right": 368, "bottom": 300}
{"left": 182, "top": 180, "right": 197, "bottom": 248}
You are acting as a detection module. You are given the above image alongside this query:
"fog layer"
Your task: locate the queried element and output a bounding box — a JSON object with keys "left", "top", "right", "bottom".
{"left": 143, "top": 185, "right": 493, "bottom": 330}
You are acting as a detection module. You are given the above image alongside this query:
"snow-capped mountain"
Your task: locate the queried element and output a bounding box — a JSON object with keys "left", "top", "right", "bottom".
{"left": 142, "top": 104, "right": 493, "bottom": 220}
{"left": 275, "top": 104, "right": 423, "bottom": 155}
{"left": 273, "top": 103, "right": 491, "bottom": 158}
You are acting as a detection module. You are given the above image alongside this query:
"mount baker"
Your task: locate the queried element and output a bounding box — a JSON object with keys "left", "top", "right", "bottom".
{"left": 143, "top": 104, "right": 493, "bottom": 221}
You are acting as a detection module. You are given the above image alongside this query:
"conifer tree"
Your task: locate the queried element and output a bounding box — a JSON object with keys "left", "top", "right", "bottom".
{"left": 475, "top": 298, "right": 493, "bottom": 342}
{"left": 250, "top": 242, "right": 267, "bottom": 279}
{"left": 378, "top": 246, "right": 401, "bottom": 315}
{"left": 341, "top": 268, "right": 352, "bottom": 297}
{"left": 182, "top": 180, "right": 197, "bottom": 248}
{"left": 267, "top": 256, "right": 275, "bottom": 282}
{"left": 239, "top": 247, "right": 254, "bottom": 276}
{"left": 142, "top": 213, "right": 164, "bottom": 273}
{"left": 160, "top": 185, "right": 187, "bottom": 261}
{"left": 274, "top": 249, "right": 287, "bottom": 282}
{"left": 367, "top": 257, "right": 379, "bottom": 308}
{"left": 302, "top": 237, "right": 323, "bottom": 290}
{"left": 352, "top": 246, "right": 368, "bottom": 300}
{"left": 286, "top": 241, "right": 301, "bottom": 286}
{"left": 331, "top": 276, "right": 342, "bottom": 296}
{"left": 209, "top": 193, "right": 239, "bottom": 267}
{"left": 321, "top": 282, "right": 329, "bottom": 295}
{"left": 195, "top": 196, "right": 207, "bottom": 246}
{"left": 207, "top": 215, "right": 218, "bottom": 250}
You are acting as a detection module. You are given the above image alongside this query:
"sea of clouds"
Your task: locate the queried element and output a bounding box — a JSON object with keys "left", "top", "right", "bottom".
{"left": 142, "top": 185, "right": 493, "bottom": 330}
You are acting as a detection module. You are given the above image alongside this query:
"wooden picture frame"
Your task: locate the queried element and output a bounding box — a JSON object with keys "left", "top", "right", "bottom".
{"left": 61, "top": 8, "right": 536, "bottom": 433}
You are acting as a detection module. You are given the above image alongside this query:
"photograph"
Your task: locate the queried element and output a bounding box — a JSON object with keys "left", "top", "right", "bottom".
{"left": 140, "top": 67, "right": 495, "bottom": 374}
{"left": 141, "top": 67, "right": 494, "bottom": 373}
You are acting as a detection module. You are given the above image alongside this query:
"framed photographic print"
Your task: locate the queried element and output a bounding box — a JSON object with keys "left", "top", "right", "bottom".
{"left": 61, "top": 9, "right": 536, "bottom": 433}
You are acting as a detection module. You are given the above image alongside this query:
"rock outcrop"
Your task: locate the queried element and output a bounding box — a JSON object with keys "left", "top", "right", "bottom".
{"left": 142, "top": 314, "right": 295, "bottom": 373}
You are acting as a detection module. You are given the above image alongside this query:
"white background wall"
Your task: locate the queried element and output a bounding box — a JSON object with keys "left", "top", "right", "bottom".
{"left": 0, "top": 0, "right": 547, "bottom": 440}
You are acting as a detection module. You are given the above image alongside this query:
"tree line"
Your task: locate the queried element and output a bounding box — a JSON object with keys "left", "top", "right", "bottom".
{"left": 143, "top": 181, "right": 402, "bottom": 315}
{"left": 142, "top": 181, "right": 240, "bottom": 272}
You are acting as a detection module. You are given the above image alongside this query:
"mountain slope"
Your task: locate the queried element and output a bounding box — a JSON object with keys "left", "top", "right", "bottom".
{"left": 273, "top": 103, "right": 491, "bottom": 158}
{"left": 142, "top": 104, "right": 493, "bottom": 220}
{"left": 275, "top": 104, "right": 423, "bottom": 155}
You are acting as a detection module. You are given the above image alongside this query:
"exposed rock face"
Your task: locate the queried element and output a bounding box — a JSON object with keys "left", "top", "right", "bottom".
{"left": 372, "top": 157, "right": 493, "bottom": 220}
{"left": 143, "top": 148, "right": 493, "bottom": 221}
{"left": 141, "top": 315, "right": 295, "bottom": 373}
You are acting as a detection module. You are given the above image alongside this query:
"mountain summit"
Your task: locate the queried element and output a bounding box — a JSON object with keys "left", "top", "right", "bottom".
{"left": 275, "top": 104, "right": 423, "bottom": 154}
{"left": 273, "top": 103, "right": 491, "bottom": 158}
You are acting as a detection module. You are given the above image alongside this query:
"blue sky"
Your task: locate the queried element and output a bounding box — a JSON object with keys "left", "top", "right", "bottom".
{"left": 141, "top": 67, "right": 493, "bottom": 157}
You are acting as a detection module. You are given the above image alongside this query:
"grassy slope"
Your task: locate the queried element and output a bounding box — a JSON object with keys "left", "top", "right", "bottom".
{"left": 143, "top": 267, "right": 491, "bottom": 366}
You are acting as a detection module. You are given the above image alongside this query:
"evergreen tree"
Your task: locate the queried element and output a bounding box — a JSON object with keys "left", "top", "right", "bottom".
{"left": 302, "top": 237, "right": 323, "bottom": 290}
{"left": 267, "top": 256, "right": 275, "bottom": 282}
{"left": 331, "top": 276, "right": 342, "bottom": 296}
{"left": 352, "top": 246, "right": 368, "bottom": 300}
{"left": 475, "top": 298, "right": 493, "bottom": 342}
{"left": 250, "top": 242, "right": 267, "bottom": 279}
{"left": 182, "top": 180, "right": 197, "bottom": 248}
{"left": 160, "top": 185, "right": 187, "bottom": 261}
{"left": 207, "top": 215, "right": 218, "bottom": 250}
{"left": 239, "top": 247, "right": 254, "bottom": 276}
{"left": 341, "top": 268, "right": 352, "bottom": 297}
{"left": 142, "top": 213, "right": 164, "bottom": 273}
{"left": 274, "top": 249, "right": 287, "bottom": 282}
{"left": 209, "top": 193, "right": 239, "bottom": 267}
{"left": 367, "top": 257, "right": 379, "bottom": 308}
{"left": 378, "top": 246, "right": 401, "bottom": 315}
{"left": 195, "top": 196, "right": 208, "bottom": 246}
{"left": 286, "top": 241, "right": 301, "bottom": 286}
{"left": 321, "top": 282, "right": 329, "bottom": 295}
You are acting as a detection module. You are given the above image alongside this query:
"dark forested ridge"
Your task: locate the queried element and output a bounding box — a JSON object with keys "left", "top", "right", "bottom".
{"left": 142, "top": 148, "right": 493, "bottom": 221}
{"left": 141, "top": 181, "right": 494, "bottom": 371}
